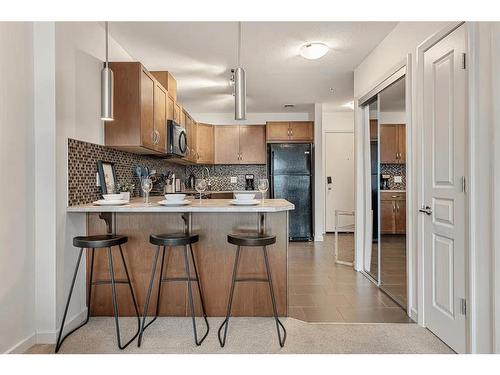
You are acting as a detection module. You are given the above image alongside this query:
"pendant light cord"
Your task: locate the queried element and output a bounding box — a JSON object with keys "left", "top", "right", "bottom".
{"left": 237, "top": 22, "right": 241, "bottom": 68}
{"left": 105, "top": 21, "right": 109, "bottom": 68}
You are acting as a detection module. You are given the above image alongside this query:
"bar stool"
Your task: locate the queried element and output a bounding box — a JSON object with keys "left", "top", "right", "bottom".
{"left": 55, "top": 235, "right": 141, "bottom": 353}
{"left": 138, "top": 233, "right": 209, "bottom": 346}
{"left": 218, "top": 233, "right": 286, "bottom": 347}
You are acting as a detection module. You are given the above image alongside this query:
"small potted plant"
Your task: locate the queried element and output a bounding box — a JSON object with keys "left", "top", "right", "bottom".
{"left": 116, "top": 182, "right": 135, "bottom": 202}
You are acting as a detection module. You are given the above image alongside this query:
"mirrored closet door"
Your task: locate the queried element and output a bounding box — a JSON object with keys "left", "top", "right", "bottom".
{"left": 361, "top": 72, "right": 408, "bottom": 310}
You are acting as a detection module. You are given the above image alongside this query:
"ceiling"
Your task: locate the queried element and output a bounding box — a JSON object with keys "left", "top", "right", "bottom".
{"left": 109, "top": 22, "right": 397, "bottom": 114}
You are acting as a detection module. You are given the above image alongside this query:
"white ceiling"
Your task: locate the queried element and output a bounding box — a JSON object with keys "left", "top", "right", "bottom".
{"left": 109, "top": 22, "right": 397, "bottom": 114}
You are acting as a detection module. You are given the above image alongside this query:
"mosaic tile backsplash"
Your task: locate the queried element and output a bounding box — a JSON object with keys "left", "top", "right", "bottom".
{"left": 185, "top": 164, "right": 267, "bottom": 191}
{"left": 380, "top": 163, "right": 406, "bottom": 190}
{"left": 68, "top": 138, "right": 268, "bottom": 205}
{"left": 68, "top": 139, "right": 185, "bottom": 205}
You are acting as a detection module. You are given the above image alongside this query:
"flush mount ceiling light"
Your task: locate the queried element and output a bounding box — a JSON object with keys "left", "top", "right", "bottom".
{"left": 234, "top": 22, "right": 246, "bottom": 120}
{"left": 100, "top": 21, "right": 114, "bottom": 121}
{"left": 300, "top": 42, "right": 329, "bottom": 60}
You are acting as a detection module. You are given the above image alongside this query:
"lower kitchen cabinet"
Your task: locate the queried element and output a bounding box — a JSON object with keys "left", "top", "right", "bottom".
{"left": 380, "top": 191, "right": 406, "bottom": 234}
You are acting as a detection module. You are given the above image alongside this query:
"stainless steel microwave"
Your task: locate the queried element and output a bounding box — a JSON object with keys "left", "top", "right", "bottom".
{"left": 166, "top": 120, "right": 187, "bottom": 157}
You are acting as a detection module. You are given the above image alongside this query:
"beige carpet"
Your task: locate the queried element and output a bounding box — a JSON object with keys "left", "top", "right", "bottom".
{"left": 29, "top": 317, "right": 453, "bottom": 354}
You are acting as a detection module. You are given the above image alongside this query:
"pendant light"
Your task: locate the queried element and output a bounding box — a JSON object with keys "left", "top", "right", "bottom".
{"left": 234, "top": 22, "right": 246, "bottom": 120}
{"left": 101, "top": 21, "right": 114, "bottom": 121}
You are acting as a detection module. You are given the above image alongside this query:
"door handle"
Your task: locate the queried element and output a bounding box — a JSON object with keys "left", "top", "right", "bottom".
{"left": 419, "top": 206, "right": 432, "bottom": 215}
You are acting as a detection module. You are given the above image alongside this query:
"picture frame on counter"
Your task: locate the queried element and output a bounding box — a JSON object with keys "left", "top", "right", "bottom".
{"left": 97, "top": 160, "right": 117, "bottom": 194}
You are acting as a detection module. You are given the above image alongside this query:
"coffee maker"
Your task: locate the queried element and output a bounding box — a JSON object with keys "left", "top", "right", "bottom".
{"left": 245, "top": 174, "right": 255, "bottom": 190}
{"left": 380, "top": 173, "right": 390, "bottom": 190}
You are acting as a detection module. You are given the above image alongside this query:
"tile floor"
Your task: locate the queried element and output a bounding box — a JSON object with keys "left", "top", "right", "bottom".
{"left": 288, "top": 234, "right": 411, "bottom": 323}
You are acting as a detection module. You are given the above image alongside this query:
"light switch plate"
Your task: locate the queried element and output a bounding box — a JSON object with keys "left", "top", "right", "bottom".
{"left": 230, "top": 177, "right": 238, "bottom": 184}
{"left": 394, "top": 176, "right": 402, "bottom": 183}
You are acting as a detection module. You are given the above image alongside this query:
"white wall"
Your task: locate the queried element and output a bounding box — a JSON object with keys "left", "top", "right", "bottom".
{"left": 493, "top": 22, "right": 500, "bottom": 354}
{"left": 192, "top": 112, "right": 312, "bottom": 125}
{"left": 379, "top": 111, "right": 406, "bottom": 124}
{"left": 313, "top": 104, "right": 324, "bottom": 241}
{"left": 354, "top": 22, "right": 450, "bottom": 98}
{"left": 52, "top": 22, "right": 134, "bottom": 341}
{"left": 0, "top": 22, "right": 36, "bottom": 353}
{"left": 323, "top": 111, "right": 354, "bottom": 132}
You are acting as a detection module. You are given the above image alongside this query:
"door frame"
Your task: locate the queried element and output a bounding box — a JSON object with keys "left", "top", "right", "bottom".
{"left": 355, "top": 58, "right": 412, "bottom": 314}
{"left": 323, "top": 129, "right": 355, "bottom": 233}
{"left": 415, "top": 21, "right": 473, "bottom": 353}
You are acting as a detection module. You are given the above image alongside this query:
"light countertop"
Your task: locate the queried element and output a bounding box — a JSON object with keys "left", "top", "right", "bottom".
{"left": 67, "top": 197, "right": 294, "bottom": 213}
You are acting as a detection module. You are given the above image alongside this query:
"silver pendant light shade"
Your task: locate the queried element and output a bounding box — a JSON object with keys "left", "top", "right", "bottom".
{"left": 234, "top": 67, "right": 246, "bottom": 120}
{"left": 234, "top": 22, "right": 246, "bottom": 120}
{"left": 101, "top": 22, "right": 114, "bottom": 121}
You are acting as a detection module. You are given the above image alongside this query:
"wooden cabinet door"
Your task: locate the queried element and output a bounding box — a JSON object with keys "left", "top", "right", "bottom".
{"left": 266, "top": 122, "right": 290, "bottom": 142}
{"left": 191, "top": 122, "right": 198, "bottom": 162}
{"left": 196, "top": 123, "right": 214, "bottom": 164}
{"left": 290, "top": 121, "right": 314, "bottom": 141}
{"left": 180, "top": 110, "right": 186, "bottom": 127}
{"left": 397, "top": 124, "right": 406, "bottom": 164}
{"left": 370, "top": 119, "right": 378, "bottom": 140}
{"left": 239, "top": 125, "right": 266, "bottom": 164}
{"left": 153, "top": 82, "right": 167, "bottom": 153}
{"left": 379, "top": 124, "right": 398, "bottom": 163}
{"left": 166, "top": 95, "right": 175, "bottom": 121}
{"left": 140, "top": 68, "right": 155, "bottom": 150}
{"left": 380, "top": 200, "right": 396, "bottom": 234}
{"left": 396, "top": 199, "right": 406, "bottom": 234}
{"left": 214, "top": 126, "right": 240, "bottom": 164}
{"left": 174, "top": 103, "right": 181, "bottom": 123}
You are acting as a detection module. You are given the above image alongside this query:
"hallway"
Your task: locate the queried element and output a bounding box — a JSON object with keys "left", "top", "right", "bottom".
{"left": 289, "top": 234, "right": 411, "bottom": 323}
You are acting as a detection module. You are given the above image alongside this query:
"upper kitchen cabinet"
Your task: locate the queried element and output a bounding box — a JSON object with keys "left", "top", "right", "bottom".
{"left": 214, "top": 125, "right": 266, "bottom": 164}
{"left": 266, "top": 121, "right": 314, "bottom": 142}
{"left": 196, "top": 123, "right": 214, "bottom": 164}
{"left": 174, "top": 103, "right": 182, "bottom": 124}
{"left": 104, "top": 62, "right": 167, "bottom": 155}
{"left": 184, "top": 111, "right": 198, "bottom": 163}
{"left": 380, "top": 124, "right": 405, "bottom": 164}
{"left": 150, "top": 71, "right": 177, "bottom": 101}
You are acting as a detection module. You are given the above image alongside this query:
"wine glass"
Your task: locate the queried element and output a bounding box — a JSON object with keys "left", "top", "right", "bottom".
{"left": 195, "top": 178, "right": 208, "bottom": 204}
{"left": 141, "top": 177, "right": 153, "bottom": 205}
{"left": 258, "top": 178, "right": 269, "bottom": 204}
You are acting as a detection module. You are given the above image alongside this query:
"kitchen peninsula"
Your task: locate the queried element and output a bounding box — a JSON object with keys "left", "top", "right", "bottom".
{"left": 67, "top": 197, "right": 294, "bottom": 317}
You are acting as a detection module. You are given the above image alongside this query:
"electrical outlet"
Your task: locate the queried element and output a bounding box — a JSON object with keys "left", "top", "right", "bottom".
{"left": 394, "top": 176, "right": 402, "bottom": 183}
{"left": 230, "top": 177, "right": 238, "bottom": 184}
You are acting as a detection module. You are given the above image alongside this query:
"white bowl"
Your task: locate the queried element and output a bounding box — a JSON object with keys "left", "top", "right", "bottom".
{"left": 102, "top": 194, "right": 123, "bottom": 201}
{"left": 234, "top": 193, "right": 256, "bottom": 201}
{"left": 165, "top": 193, "right": 186, "bottom": 202}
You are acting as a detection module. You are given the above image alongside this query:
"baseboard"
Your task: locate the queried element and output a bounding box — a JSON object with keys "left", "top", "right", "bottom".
{"left": 410, "top": 308, "right": 418, "bottom": 322}
{"left": 36, "top": 308, "right": 88, "bottom": 345}
{"left": 5, "top": 333, "right": 37, "bottom": 354}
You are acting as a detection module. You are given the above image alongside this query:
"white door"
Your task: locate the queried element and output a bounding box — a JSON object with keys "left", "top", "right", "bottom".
{"left": 325, "top": 132, "right": 355, "bottom": 232}
{"left": 422, "top": 24, "right": 467, "bottom": 353}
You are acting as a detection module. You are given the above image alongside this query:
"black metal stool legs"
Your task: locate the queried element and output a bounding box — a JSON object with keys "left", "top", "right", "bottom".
{"left": 217, "top": 245, "right": 241, "bottom": 347}
{"left": 55, "top": 247, "right": 87, "bottom": 353}
{"left": 262, "top": 246, "right": 287, "bottom": 347}
{"left": 107, "top": 246, "right": 141, "bottom": 350}
{"left": 138, "top": 245, "right": 166, "bottom": 347}
{"left": 184, "top": 244, "right": 209, "bottom": 345}
{"left": 218, "top": 244, "right": 286, "bottom": 348}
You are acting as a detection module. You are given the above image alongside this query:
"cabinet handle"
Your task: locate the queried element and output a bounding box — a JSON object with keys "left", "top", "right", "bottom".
{"left": 396, "top": 202, "right": 400, "bottom": 212}
{"left": 151, "top": 131, "right": 157, "bottom": 144}
{"left": 392, "top": 202, "right": 396, "bottom": 212}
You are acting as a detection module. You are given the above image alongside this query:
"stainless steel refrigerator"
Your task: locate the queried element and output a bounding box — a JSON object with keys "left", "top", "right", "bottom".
{"left": 268, "top": 143, "right": 314, "bottom": 241}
